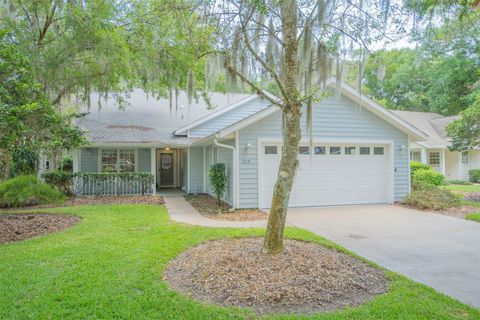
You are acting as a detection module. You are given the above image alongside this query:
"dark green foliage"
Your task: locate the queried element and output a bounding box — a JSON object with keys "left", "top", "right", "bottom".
{"left": 469, "top": 169, "right": 480, "bottom": 183}
{"left": 413, "top": 168, "right": 445, "bottom": 186}
{"left": 60, "top": 155, "right": 73, "bottom": 172}
{"left": 446, "top": 97, "right": 480, "bottom": 151}
{"left": 404, "top": 181, "right": 460, "bottom": 210}
{"left": 42, "top": 171, "right": 74, "bottom": 195}
{"left": 410, "top": 161, "right": 431, "bottom": 180}
{"left": 208, "top": 163, "right": 228, "bottom": 205}
{"left": 0, "top": 175, "right": 65, "bottom": 208}
{"left": 10, "top": 142, "right": 38, "bottom": 177}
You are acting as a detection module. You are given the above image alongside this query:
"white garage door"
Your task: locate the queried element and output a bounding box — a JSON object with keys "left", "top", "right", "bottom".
{"left": 260, "top": 143, "right": 390, "bottom": 208}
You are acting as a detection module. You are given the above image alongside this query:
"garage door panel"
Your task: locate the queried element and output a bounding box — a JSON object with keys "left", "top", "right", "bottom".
{"left": 261, "top": 143, "right": 389, "bottom": 208}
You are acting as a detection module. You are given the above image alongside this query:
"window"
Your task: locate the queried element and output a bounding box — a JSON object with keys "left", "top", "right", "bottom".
{"left": 119, "top": 150, "right": 135, "bottom": 172}
{"left": 410, "top": 150, "right": 421, "bottom": 162}
{"left": 265, "top": 146, "right": 277, "bottom": 155}
{"left": 101, "top": 150, "right": 118, "bottom": 172}
{"left": 45, "top": 160, "right": 50, "bottom": 170}
{"left": 373, "top": 147, "right": 384, "bottom": 155}
{"left": 428, "top": 151, "right": 440, "bottom": 166}
{"left": 314, "top": 146, "right": 326, "bottom": 155}
{"left": 359, "top": 147, "right": 370, "bottom": 155}
{"left": 345, "top": 147, "right": 356, "bottom": 155}
{"left": 299, "top": 146, "right": 310, "bottom": 155}
{"left": 101, "top": 149, "right": 135, "bottom": 172}
{"left": 330, "top": 147, "right": 341, "bottom": 155}
{"left": 462, "top": 151, "right": 470, "bottom": 165}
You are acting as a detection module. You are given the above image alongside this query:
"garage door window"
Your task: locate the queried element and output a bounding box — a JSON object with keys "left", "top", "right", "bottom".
{"left": 330, "top": 147, "right": 341, "bottom": 155}
{"left": 265, "top": 146, "right": 277, "bottom": 155}
{"left": 359, "top": 147, "right": 370, "bottom": 155}
{"left": 299, "top": 146, "right": 310, "bottom": 155}
{"left": 345, "top": 147, "right": 356, "bottom": 155}
{"left": 314, "top": 146, "right": 326, "bottom": 155}
{"left": 374, "top": 147, "right": 384, "bottom": 155}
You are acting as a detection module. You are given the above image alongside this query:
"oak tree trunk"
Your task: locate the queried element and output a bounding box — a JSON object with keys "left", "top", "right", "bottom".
{"left": 263, "top": 0, "right": 301, "bottom": 254}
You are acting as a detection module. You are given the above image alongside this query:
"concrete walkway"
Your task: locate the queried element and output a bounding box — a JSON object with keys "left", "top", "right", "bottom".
{"left": 164, "top": 195, "right": 266, "bottom": 228}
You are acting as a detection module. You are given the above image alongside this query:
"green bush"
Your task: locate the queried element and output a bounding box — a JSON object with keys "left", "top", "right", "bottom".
{"left": 209, "top": 163, "right": 228, "bottom": 206}
{"left": 469, "top": 169, "right": 480, "bottom": 183}
{"left": 42, "top": 170, "right": 73, "bottom": 195}
{"left": 412, "top": 168, "right": 445, "bottom": 186}
{"left": 403, "top": 181, "right": 460, "bottom": 210}
{"left": 0, "top": 175, "right": 66, "bottom": 208}
{"left": 410, "top": 161, "right": 431, "bottom": 180}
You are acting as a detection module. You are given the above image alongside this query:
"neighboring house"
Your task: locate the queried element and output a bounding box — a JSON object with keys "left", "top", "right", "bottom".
{"left": 70, "top": 80, "right": 429, "bottom": 208}
{"left": 392, "top": 111, "right": 480, "bottom": 181}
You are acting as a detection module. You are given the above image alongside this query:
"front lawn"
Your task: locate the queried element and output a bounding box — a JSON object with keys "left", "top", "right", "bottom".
{"left": 442, "top": 184, "right": 480, "bottom": 193}
{"left": 466, "top": 213, "right": 480, "bottom": 222}
{"left": 1, "top": 204, "right": 479, "bottom": 319}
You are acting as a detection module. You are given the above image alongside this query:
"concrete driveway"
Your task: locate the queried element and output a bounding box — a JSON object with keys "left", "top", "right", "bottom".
{"left": 286, "top": 204, "right": 480, "bottom": 307}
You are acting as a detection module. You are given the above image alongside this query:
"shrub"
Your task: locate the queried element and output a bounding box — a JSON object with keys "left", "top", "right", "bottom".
{"left": 410, "top": 161, "right": 431, "bottom": 180}
{"left": 209, "top": 163, "right": 228, "bottom": 206}
{"left": 469, "top": 169, "right": 480, "bottom": 183}
{"left": 412, "top": 168, "right": 445, "bottom": 186}
{"left": 0, "top": 175, "right": 66, "bottom": 208}
{"left": 42, "top": 170, "right": 73, "bottom": 195}
{"left": 403, "top": 181, "right": 460, "bottom": 210}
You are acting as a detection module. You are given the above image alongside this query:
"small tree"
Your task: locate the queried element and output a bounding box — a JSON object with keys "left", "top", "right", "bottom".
{"left": 209, "top": 163, "right": 228, "bottom": 205}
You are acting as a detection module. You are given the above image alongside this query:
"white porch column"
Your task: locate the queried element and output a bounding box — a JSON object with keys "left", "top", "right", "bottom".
{"left": 420, "top": 147, "right": 428, "bottom": 164}
{"left": 72, "top": 149, "right": 79, "bottom": 173}
{"left": 440, "top": 149, "right": 446, "bottom": 175}
{"left": 150, "top": 147, "right": 156, "bottom": 194}
{"left": 203, "top": 147, "right": 206, "bottom": 193}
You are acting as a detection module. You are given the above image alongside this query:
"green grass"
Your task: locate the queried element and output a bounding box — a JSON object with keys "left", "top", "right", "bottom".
{"left": 441, "top": 184, "right": 480, "bottom": 193}
{"left": 1, "top": 204, "right": 479, "bottom": 319}
{"left": 466, "top": 213, "right": 480, "bottom": 222}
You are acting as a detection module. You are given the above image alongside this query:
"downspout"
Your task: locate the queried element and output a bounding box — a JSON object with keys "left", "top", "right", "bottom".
{"left": 214, "top": 135, "right": 237, "bottom": 209}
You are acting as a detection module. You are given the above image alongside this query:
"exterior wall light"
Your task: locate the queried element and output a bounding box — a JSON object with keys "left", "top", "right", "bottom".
{"left": 245, "top": 143, "right": 252, "bottom": 154}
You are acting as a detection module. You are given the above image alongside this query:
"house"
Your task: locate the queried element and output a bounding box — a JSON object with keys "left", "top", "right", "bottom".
{"left": 392, "top": 111, "right": 480, "bottom": 181}
{"left": 70, "top": 80, "right": 429, "bottom": 208}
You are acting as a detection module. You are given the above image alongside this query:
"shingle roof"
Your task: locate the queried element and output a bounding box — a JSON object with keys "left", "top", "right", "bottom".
{"left": 75, "top": 90, "right": 252, "bottom": 145}
{"left": 391, "top": 110, "right": 459, "bottom": 148}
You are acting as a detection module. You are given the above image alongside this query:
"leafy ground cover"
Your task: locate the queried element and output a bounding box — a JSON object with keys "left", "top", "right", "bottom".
{"left": 466, "top": 213, "right": 480, "bottom": 222}
{"left": 1, "top": 204, "right": 479, "bottom": 319}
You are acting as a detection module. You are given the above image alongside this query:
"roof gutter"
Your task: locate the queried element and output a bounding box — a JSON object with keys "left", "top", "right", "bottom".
{"left": 214, "top": 135, "right": 237, "bottom": 209}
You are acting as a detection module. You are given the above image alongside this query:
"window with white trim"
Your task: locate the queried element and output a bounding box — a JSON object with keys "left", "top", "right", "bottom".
{"left": 101, "top": 149, "right": 135, "bottom": 172}
{"left": 265, "top": 146, "right": 278, "bottom": 155}
{"left": 428, "top": 151, "right": 440, "bottom": 166}
{"left": 330, "top": 147, "right": 341, "bottom": 155}
{"left": 314, "top": 146, "right": 326, "bottom": 155}
{"left": 345, "top": 147, "right": 356, "bottom": 155}
{"left": 374, "top": 147, "right": 384, "bottom": 155}
{"left": 359, "top": 147, "right": 370, "bottom": 155}
{"left": 299, "top": 146, "right": 310, "bottom": 155}
{"left": 462, "top": 151, "right": 470, "bottom": 165}
{"left": 410, "top": 150, "right": 421, "bottom": 162}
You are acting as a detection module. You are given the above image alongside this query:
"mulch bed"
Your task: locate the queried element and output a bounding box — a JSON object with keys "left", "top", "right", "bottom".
{"left": 0, "top": 213, "right": 81, "bottom": 244}
{"left": 185, "top": 194, "right": 267, "bottom": 221}
{"left": 0, "top": 195, "right": 164, "bottom": 211}
{"left": 164, "top": 237, "right": 388, "bottom": 315}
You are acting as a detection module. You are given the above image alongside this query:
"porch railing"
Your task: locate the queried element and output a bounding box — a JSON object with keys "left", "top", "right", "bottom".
{"left": 73, "top": 172, "right": 154, "bottom": 196}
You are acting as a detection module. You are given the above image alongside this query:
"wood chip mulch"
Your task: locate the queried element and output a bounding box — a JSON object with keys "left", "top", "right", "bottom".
{"left": 163, "top": 237, "right": 388, "bottom": 315}
{"left": 0, "top": 213, "right": 80, "bottom": 244}
{"left": 400, "top": 204, "right": 479, "bottom": 220}
{"left": 185, "top": 194, "right": 267, "bottom": 221}
{"left": 0, "top": 195, "right": 164, "bottom": 210}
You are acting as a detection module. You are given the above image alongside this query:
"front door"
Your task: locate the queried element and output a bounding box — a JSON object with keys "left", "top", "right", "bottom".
{"left": 159, "top": 152, "right": 174, "bottom": 187}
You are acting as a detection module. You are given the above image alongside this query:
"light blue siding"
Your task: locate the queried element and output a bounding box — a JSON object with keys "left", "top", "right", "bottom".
{"left": 137, "top": 148, "right": 151, "bottom": 172}
{"left": 237, "top": 94, "right": 409, "bottom": 208}
{"left": 189, "top": 97, "right": 271, "bottom": 137}
{"left": 205, "top": 146, "right": 214, "bottom": 194}
{"left": 188, "top": 147, "right": 204, "bottom": 193}
{"left": 216, "top": 140, "right": 234, "bottom": 205}
{"left": 80, "top": 148, "right": 99, "bottom": 172}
